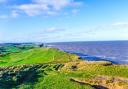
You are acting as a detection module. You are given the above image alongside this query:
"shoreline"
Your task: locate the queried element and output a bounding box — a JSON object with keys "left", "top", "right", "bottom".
{"left": 65, "top": 51, "right": 127, "bottom": 65}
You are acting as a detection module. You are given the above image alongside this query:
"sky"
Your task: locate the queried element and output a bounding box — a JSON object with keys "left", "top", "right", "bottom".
{"left": 0, "top": 0, "right": 128, "bottom": 43}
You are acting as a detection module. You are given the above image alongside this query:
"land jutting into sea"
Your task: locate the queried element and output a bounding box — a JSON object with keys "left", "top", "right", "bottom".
{"left": 0, "top": 43, "right": 128, "bottom": 89}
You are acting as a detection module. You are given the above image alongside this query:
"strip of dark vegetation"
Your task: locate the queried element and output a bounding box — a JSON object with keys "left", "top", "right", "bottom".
{"left": 0, "top": 64, "right": 64, "bottom": 89}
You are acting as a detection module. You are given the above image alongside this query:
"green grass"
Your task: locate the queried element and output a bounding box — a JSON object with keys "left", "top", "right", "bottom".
{"left": 0, "top": 44, "right": 35, "bottom": 55}
{"left": 0, "top": 48, "right": 79, "bottom": 66}
{"left": 15, "top": 62, "right": 128, "bottom": 89}
{"left": 0, "top": 64, "right": 95, "bottom": 89}
{"left": 62, "top": 65, "right": 128, "bottom": 80}
{"left": 34, "top": 72, "right": 94, "bottom": 89}
{"left": 0, "top": 47, "right": 128, "bottom": 89}
{"left": 61, "top": 61, "right": 128, "bottom": 78}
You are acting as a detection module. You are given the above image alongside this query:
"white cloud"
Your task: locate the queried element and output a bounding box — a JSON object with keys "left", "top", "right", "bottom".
{"left": 33, "top": 0, "right": 71, "bottom": 10}
{"left": 110, "top": 22, "right": 128, "bottom": 31}
{"left": 14, "top": 0, "right": 82, "bottom": 16}
{"left": 15, "top": 3, "right": 49, "bottom": 16}
{"left": 0, "top": 0, "right": 83, "bottom": 18}
{"left": 44, "top": 27, "right": 65, "bottom": 33}
{"left": 70, "top": 22, "right": 128, "bottom": 41}
{"left": 112, "top": 22, "right": 128, "bottom": 27}
{"left": 17, "top": 27, "right": 66, "bottom": 42}
{"left": 86, "top": 22, "right": 128, "bottom": 34}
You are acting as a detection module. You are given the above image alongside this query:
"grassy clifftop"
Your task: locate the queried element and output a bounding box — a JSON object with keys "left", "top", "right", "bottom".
{"left": 0, "top": 47, "right": 128, "bottom": 89}
{"left": 0, "top": 48, "right": 79, "bottom": 66}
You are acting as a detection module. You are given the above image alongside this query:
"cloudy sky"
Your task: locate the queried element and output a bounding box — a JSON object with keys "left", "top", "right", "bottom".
{"left": 0, "top": 0, "right": 128, "bottom": 43}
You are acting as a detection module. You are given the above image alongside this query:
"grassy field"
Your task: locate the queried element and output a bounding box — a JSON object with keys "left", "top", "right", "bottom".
{"left": 0, "top": 43, "right": 35, "bottom": 55}
{"left": 0, "top": 48, "right": 78, "bottom": 66}
{"left": 0, "top": 46, "right": 128, "bottom": 89}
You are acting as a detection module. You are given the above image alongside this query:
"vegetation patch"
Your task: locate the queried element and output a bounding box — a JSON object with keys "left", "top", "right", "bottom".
{"left": 0, "top": 48, "right": 79, "bottom": 66}
{"left": 0, "top": 64, "right": 64, "bottom": 89}
{"left": 0, "top": 45, "right": 128, "bottom": 89}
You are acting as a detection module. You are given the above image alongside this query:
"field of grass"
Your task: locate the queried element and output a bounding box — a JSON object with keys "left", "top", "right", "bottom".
{"left": 0, "top": 44, "right": 35, "bottom": 55}
{"left": 0, "top": 45, "right": 128, "bottom": 89}
{"left": 0, "top": 48, "right": 78, "bottom": 66}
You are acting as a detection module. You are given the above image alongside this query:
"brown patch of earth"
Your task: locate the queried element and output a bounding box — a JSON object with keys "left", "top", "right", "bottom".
{"left": 70, "top": 76, "right": 128, "bottom": 89}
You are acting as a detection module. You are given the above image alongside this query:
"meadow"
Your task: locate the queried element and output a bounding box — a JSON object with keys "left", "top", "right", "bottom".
{"left": 0, "top": 44, "right": 128, "bottom": 89}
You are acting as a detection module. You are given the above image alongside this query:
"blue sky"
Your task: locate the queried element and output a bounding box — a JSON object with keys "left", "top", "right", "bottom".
{"left": 0, "top": 0, "right": 128, "bottom": 43}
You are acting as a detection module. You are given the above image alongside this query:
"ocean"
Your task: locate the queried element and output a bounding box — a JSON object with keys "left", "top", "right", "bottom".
{"left": 48, "top": 41, "right": 128, "bottom": 64}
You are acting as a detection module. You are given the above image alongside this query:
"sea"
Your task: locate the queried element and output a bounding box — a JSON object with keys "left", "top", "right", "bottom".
{"left": 47, "top": 41, "right": 128, "bottom": 64}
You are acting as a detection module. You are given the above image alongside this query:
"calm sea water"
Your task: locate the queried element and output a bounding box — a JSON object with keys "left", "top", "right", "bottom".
{"left": 48, "top": 41, "right": 128, "bottom": 64}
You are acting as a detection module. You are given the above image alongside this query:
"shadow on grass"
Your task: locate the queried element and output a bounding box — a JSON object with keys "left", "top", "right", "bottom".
{"left": 92, "top": 85, "right": 108, "bottom": 89}
{"left": 70, "top": 78, "right": 108, "bottom": 89}
{"left": 0, "top": 64, "right": 47, "bottom": 89}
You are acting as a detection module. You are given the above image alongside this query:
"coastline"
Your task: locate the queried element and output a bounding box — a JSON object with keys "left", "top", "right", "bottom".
{"left": 0, "top": 47, "right": 128, "bottom": 89}
{"left": 47, "top": 41, "right": 128, "bottom": 64}
{"left": 65, "top": 51, "right": 125, "bottom": 65}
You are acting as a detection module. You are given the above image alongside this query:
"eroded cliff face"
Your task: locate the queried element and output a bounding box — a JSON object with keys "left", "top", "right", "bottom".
{"left": 61, "top": 61, "right": 128, "bottom": 89}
